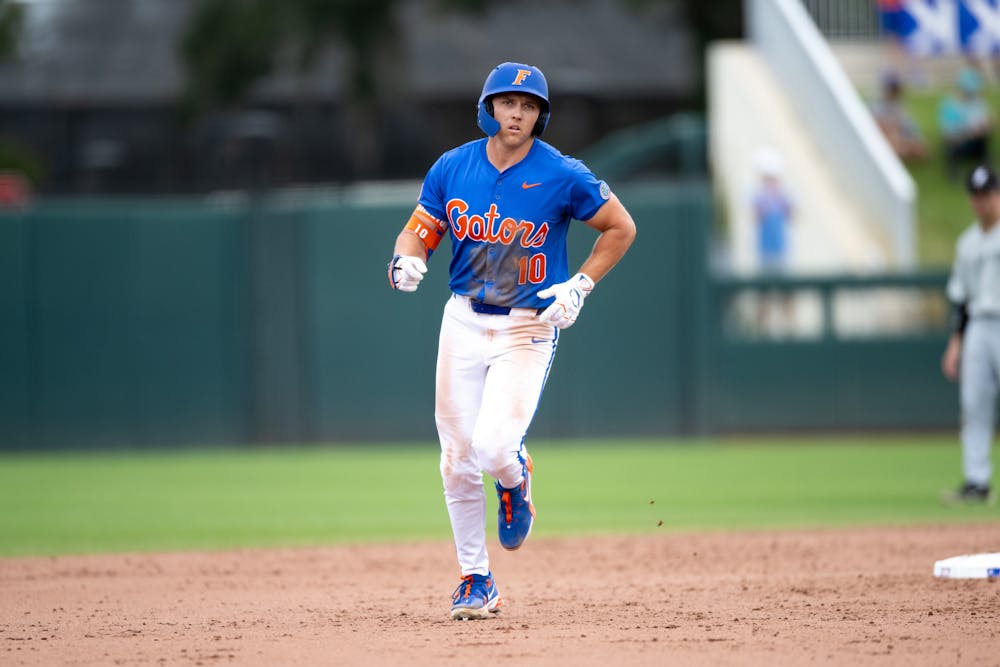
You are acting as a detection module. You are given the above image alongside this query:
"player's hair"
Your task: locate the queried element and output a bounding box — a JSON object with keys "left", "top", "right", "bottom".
{"left": 477, "top": 62, "right": 550, "bottom": 137}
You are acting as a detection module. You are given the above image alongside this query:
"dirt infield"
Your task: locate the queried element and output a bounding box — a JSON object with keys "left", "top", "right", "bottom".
{"left": 2, "top": 523, "right": 999, "bottom": 666}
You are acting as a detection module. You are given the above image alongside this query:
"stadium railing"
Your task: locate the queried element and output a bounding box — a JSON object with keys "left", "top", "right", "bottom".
{"left": 799, "top": 0, "right": 882, "bottom": 40}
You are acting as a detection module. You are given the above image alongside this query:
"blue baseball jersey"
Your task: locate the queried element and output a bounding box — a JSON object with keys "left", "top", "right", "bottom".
{"left": 415, "top": 138, "right": 610, "bottom": 309}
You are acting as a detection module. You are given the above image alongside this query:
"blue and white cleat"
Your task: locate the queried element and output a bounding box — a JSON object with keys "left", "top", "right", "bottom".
{"left": 496, "top": 453, "right": 535, "bottom": 550}
{"left": 450, "top": 572, "right": 503, "bottom": 620}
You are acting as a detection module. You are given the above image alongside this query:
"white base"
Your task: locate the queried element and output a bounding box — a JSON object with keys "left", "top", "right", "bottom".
{"left": 933, "top": 553, "right": 1000, "bottom": 579}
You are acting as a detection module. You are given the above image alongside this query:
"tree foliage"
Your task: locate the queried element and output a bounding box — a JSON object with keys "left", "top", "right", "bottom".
{"left": 0, "top": 0, "right": 24, "bottom": 62}
{"left": 180, "top": 0, "right": 491, "bottom": 113}
{"left": 0, "top": 1, "right": 38, "bottom": 185}
{"left": 180, "top": 0, "right": 284, "bottom": 108}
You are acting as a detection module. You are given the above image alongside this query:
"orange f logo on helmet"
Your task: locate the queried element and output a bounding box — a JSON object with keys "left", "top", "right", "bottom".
{"left": 512, "top": 69, "right": 532, "bottom": 86}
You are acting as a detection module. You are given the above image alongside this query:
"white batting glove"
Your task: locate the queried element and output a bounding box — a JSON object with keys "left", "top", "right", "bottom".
{"left": 536, "top": 273, "right": 594, "bottom": 329}
{"left": 388, "top": 254, "right": 427, "bottom": 292}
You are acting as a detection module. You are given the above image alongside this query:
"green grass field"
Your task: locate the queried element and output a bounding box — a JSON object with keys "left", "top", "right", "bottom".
{"left": 0, "top": 436, "right": 995, "bottom": 558}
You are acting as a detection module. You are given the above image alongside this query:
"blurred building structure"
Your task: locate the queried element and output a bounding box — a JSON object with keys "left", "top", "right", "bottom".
{"left": 0, "top": 0, "right": 697, "bottom": 194}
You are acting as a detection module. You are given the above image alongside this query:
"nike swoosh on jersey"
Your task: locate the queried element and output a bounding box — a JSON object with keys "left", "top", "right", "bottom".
{"left": 522, "top": 181, "right": 542, "bottom": 189}
{"left": 530, "top": 337, "right": 550, "bottom": 344}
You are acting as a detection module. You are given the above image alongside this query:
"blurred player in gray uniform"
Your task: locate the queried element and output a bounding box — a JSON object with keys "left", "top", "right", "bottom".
{"left": 941, "top": 164, "right": 1000, "bottom": 504}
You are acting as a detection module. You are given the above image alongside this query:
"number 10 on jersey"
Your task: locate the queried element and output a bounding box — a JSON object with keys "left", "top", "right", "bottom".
{"left": 517, "top": 253, "right": 546, "bottom": 284}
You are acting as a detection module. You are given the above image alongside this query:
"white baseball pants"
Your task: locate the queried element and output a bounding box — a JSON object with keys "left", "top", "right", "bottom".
{"left": 960, "top": 318, "right": 1000, "bottom": 486}
{"left": 435, "top": 294, "right": 558, "bottom": 576}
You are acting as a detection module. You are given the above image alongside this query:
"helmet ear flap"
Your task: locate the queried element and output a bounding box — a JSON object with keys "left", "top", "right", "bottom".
{"left": 477, "top": 98, "right": 500, "bottom": 136}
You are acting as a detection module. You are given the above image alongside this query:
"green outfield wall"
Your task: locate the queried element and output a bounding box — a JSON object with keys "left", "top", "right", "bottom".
{"left": 0, "top": 183, "right": 958, "bottom": 449}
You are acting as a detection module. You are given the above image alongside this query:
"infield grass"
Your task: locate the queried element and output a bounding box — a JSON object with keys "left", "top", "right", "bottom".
{"left": 0, "top": 435, "right": 996, "bottom": 557}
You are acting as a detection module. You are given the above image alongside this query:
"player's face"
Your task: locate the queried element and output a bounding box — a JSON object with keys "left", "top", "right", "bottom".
{"left": 969, "top": 190, "right": 1000, "bottom": 225}
{"left": 490, "top": 93, "right": 542, "bottom": 148}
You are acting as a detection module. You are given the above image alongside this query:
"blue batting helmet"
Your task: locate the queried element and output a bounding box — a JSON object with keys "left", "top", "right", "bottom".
{"left": 477, "top": 62, "right": 550, "bottom": 137}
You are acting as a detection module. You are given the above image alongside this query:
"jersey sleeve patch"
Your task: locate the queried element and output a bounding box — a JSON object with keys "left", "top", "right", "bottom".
{"left": 405, "top": 204, "right": 448, "bottom": 253}
{"left": 556, "top": 148, "right": 612, "bottom": 221}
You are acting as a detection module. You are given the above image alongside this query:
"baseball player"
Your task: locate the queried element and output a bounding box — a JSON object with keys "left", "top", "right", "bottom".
{"left": 940, "top": 164, "right": 1000, "bottom": 505}
{"left": 387, "top": 62, "right": 636, "bottom": 619}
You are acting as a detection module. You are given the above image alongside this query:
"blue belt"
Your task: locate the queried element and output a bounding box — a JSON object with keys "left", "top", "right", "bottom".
{"left": 469, "top": 299, "right": 543, "bottom": 316}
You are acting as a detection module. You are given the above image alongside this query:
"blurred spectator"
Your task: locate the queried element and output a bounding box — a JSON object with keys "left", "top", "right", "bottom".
{"left": 749, "top": 147, "right": 796, "bottom": 336}
{"left": 939, "top": 67, "right": 993, "bottom": 180}
{"left": 751, "top": 148, "right": 794, "bottom": 274}
{"left": 870, "top": 72, "right": 928, "bottom": 162}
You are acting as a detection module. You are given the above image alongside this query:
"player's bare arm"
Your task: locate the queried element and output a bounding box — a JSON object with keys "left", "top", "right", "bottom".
{"left": 942, "top": 297, "right": 968, "bottom": 381}
{"left": 578, "top": 193, "right": 637, "bottom": 283}
{"left": 942, "top": 332, "right": 962, "bottom": 381}
{"left": 393, "top": 228, "right": 427, "bottom": 259}
{"left": 537, "top": 193, "right": 636, "bottom": 330}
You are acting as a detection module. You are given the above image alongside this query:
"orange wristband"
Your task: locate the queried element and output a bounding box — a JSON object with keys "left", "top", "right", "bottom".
{"left": 405, "top": 205, "right": 447, "bottom": 253}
